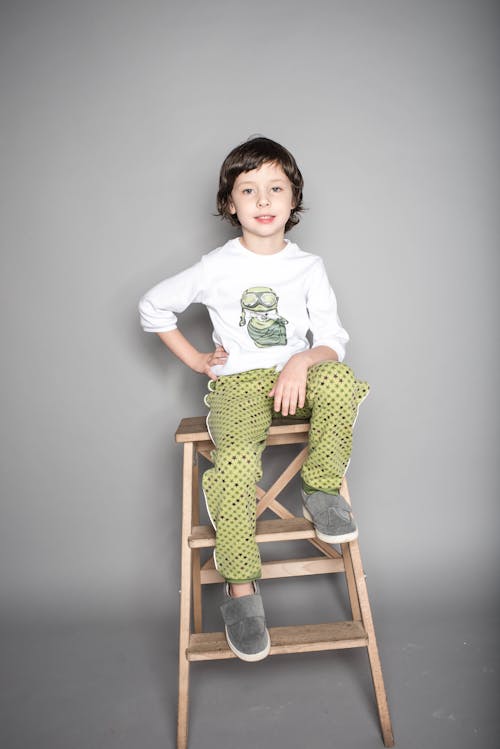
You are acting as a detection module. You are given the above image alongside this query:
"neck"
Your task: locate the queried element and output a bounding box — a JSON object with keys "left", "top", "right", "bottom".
{"left": 238, "top": 233, "right": 287, "bottom": 255}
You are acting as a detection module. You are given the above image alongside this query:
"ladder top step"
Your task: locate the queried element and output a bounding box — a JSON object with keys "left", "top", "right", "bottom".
{"left": 175, "top": 416, "right": 310, "bottom": 443}
{"left": 187, "top": 621, "right": 367, "bottom": 661}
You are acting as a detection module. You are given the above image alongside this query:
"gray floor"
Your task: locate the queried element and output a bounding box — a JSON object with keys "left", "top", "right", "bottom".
{"left": 1, "top": 593, "right": 498, "bottom": 749}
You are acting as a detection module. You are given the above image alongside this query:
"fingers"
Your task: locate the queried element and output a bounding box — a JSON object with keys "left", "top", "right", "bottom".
{"left": 270, "top": 381, "right": 306, "bottom": 416}
{"left": 199, "top": 346, "right": 227, "bottom": 380}
{"left": 280, "top": 387, "right": 297, "bottom": 416}
{"left": 297, "top": 382, "right": 306, "bottom": 409}
{"left": 209, "top": 346, "right": 228, "bottom": 366}
{"left": 268, "top": 356, "right": 309, "bottom": 416}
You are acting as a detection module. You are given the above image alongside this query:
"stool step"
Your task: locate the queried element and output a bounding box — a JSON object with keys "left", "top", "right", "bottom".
{"left": 190, "top": 517, "right": 316, "bottom": 548}
{"left": 175, "top": 415, "right": 310, "bottom": 443}
{"left": 187, "top": 621, "right": 367, "bottom": 661}
{"left": 200, "top": 556, "right": 345, "bottom": 584}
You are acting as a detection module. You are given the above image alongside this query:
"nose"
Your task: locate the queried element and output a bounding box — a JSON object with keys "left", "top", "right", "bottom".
{"left": 257, "top": 192, "right": 270, "bottom": 207}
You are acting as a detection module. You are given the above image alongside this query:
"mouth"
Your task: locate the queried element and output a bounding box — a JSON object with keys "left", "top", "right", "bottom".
{"left": 254, "top": 215, "right": 275, "bottom": 223}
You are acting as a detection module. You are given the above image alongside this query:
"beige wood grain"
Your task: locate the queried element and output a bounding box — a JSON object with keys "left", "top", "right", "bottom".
{"left": 177, "top": 442, "right": 194, "bottom": 749}
{"left": 175, "top": 416, "right": 310, "bottom": 443}
{"left": 255, "top": 446, "right": 309, "bottom": 517}
{"left": 347, "top": 537, "right": 395, "bottom": 746}
{"left": 174, "top": 419, "right": 393, "bottom": 748}
{"left": 200, "top": 556, "right": 345, "bottom": 584}
{"left": 189, "top": 517, "right": 317, "bottom": 548}
{"left": 188, "top": 621, "right": 367, "bottom": 661}
{"left": 190, "top": 453, "right": 202, "bottom": 634}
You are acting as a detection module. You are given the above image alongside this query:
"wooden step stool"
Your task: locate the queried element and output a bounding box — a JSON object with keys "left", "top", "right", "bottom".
{"left": 175, "top": 416, "right": 394, "bottom": 749}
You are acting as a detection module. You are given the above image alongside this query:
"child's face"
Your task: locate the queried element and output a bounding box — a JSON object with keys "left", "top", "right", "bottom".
{"left": 228, "top": 161, "right": 295, "bottom": 248}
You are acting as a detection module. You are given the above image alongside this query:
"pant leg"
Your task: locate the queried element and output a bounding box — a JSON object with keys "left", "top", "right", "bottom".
{"left": 302, "top": 361, "right": 370, "bottom": 493}
{"left": 202, "top": 369, "right": 277, "bottom": 583}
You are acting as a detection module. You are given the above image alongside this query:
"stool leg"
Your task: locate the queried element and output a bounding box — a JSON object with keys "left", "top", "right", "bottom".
{"left": 348, "top": 538, "right": 395, "bottom": 747}
{"left": 339, "top": 478, "right": 361, "bottom": 621}
{"left": 191, "top": 450, "right": 203, "bottom": 634}
{"left": 341, "top": 541, "right": 362, "bottom": 621}
{"left": 341, "top": 479, "right": 394, "bottom": 746}
{"left": 178, "top": 442, "right": 194, "bottom": 749}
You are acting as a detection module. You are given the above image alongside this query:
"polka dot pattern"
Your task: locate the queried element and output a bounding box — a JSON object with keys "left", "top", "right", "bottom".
{"left": 202, "top": 362, "right": 369, "bottom": 583}
{"left": 301, "top": 362, "right": 370, "bottom": 494}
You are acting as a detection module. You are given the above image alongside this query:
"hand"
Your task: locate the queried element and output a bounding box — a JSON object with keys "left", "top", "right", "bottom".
{"left": 268, "top": 353, "right": 309, "bottom": 416}
{"left": 193, "top": 345, "right": 228, "bottom": 380}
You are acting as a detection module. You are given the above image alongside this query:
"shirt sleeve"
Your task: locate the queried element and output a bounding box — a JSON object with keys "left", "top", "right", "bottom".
{"left": 138, "top": 259, "right": 205, "bottom": 332}
{"left": 306, "top": 258, "right": 349, "bottom": 361}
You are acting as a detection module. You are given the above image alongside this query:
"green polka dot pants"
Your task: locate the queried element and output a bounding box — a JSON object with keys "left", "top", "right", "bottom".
{"left": 202, "top": 362, "right": 370, "bottom": 583}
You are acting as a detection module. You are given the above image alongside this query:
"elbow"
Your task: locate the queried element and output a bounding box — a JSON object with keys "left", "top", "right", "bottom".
{"left": 138, "top": 294, "right": 156, "bottom": 331}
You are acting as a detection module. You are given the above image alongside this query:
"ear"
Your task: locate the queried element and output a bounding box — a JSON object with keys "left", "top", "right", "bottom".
{"left": 228, "top": 198, "right": 236, "bottom": 215}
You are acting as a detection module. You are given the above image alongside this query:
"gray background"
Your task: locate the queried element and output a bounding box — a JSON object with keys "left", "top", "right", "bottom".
{"left": 1, "top": 1, "right": 499, "bottom": 747}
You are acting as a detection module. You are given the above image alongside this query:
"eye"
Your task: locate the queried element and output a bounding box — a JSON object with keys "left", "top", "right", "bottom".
{"left": 271, "top": 186, "right": 282, "bottom": 193}
{"left": 242, "top": 187, "right": 253, "bottom": 195}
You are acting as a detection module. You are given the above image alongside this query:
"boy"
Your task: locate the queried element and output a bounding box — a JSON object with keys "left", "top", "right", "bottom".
{"left": 139, "top": 137, "right": 369, "bottom": 662}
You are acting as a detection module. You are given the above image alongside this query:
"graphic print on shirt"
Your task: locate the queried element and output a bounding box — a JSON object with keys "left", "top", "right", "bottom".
{"left": 239, "top": 286, "right": 288, "bottom": 347}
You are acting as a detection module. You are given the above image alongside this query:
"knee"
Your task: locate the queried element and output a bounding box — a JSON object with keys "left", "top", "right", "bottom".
{"left": 324, "top": 361, "right": 351, "bottom": 372}
{"left": 308, "top": 361, "right": 363, "bottom": 407}
{"left": 309, "top": 361, "right": 355, "bottom": 389}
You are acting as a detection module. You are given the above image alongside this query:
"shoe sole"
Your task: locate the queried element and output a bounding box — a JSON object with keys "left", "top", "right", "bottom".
{"left": 224, "top": 627, "right": 271, "bottom": 662}
{"left": 303, "top": 506, "right": 358, "bottom": 544}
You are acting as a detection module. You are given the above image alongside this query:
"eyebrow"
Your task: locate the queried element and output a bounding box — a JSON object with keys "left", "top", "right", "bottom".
{"left": 236, "top": 177, "right": 288, "bottom": 186}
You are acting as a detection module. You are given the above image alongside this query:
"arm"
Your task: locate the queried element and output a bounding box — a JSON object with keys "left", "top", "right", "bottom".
{"left": 306, "top": 259, "right": 349, "bottom": 360}
{"left": 140, "top": 259, "right": 227, "bottom": 379}
{"left": 156, "top": 328, "right": 227, "bottom": 380}
{"left": 269, "top": 345, "right": 338, "bottom": 416}
{"left": 270, "top": 258, "right": 347, "bottom": 415}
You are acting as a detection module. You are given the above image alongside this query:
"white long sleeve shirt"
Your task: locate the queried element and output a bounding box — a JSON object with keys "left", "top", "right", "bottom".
{"left": 139, "top": 238, "right": 349, "bottom": 377}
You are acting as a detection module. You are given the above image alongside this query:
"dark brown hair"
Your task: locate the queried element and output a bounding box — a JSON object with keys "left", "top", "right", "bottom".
{"left": 216, "top": 136, "right": 304, "bottom": 232}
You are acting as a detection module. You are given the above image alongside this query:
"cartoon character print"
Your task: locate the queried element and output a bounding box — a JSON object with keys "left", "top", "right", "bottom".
{"left": 239, "top": 286, "right": 288, "bottom": 347}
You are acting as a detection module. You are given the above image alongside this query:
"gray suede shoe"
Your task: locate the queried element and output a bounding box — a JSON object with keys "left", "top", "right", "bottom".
{"left": 302, "top": 490, "right": 358, "bottom": 543}
{"left": 220, "top": 582, "right": 271, "bottom": 662}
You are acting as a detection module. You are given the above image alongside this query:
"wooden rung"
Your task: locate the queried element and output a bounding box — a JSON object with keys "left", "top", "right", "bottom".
{"left": 187, "top": 621, "right": 367, "bottom": 661}
{"left": 200, "top": 556, "right": 345, "bottom": 584}
{"left": 189, "top": 517, "right": 317, "bottom": 548}
{"left": 265, "top": 433, "right": 308, "bottom": 446}
{"left": 175, "top": 416, "right": 310, "bottom": 443}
